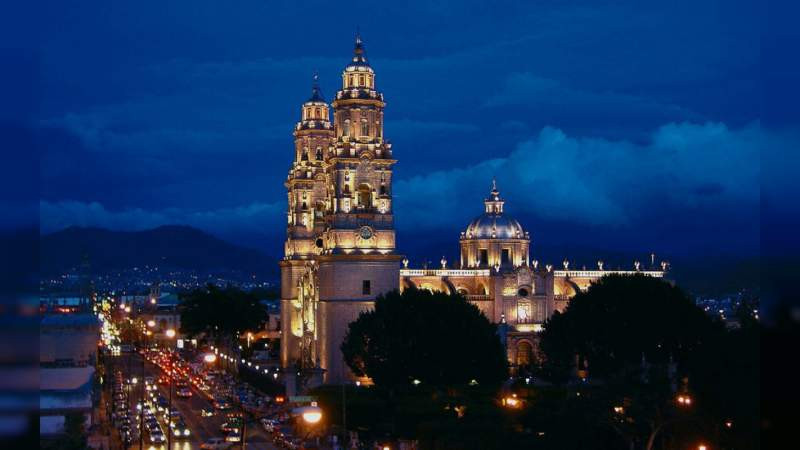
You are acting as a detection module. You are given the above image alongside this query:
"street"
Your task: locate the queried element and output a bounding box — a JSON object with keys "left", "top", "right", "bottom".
{"left": 113, "top": 352, "right": 277, "bottom": 450}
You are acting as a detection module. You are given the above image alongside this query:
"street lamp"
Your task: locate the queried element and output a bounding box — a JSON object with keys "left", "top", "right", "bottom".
{"left": 147, "top": 320, "right": 156, "bottom": 328}
{"left": 302, "top": 408, "right": 323, "bottom": 424}
{"left": 165, "top": 329, "right": 176, "bottom": 450}
{"left": 204, "top": 353, "right": 217, "bottom": 363}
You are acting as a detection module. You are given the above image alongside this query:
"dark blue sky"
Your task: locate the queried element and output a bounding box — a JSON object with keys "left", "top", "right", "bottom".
{"left": 13, "top": 1, "right": 796, "bottom": 268}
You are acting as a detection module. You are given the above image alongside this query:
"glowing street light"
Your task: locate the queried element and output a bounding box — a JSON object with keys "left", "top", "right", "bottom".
{"left": 677, "top": 394, "right": 693, "bottom": 406}
{"left": 502, "top": 394, "right": 521, "bottom": 408}
{"left": 147, "top": 320, "right": 156, "bottom": 328}
{"left": 124, "top": 306, "right": 131, "bottom": 313}
{"left": 698, "top": 445, "right": 708, "bottom": 450}
{"left": 300, "top": 406, "right": 323, "bottom": 424}
{"left": 203, "top": 354, "right": 217, "bottom": 363}
{"left": 165, "top": 329, "right": 176, "bottom": 339}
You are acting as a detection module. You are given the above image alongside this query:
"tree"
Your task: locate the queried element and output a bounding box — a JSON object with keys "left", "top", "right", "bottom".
{"left": 178, "top": 284, "right": 267, "bottom": 339}
{"left": 540, "top": 274, "right": 716, "bottom": 380}
{"left": 341, "top": 288, "right": 507, "bottom": 389}
{"left": 538, "top": 274, "right": 730, "bottom": 449}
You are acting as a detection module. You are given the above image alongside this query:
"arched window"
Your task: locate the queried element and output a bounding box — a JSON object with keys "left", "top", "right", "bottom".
{"left": 348, "top": 75, "right": 354, "bottom": 87}
{"left": 343, "top": 120, "right": 350, "bottom": 137}
{"left": 376, "top": 121, "right": 381, "bottom": 138}
{"left": 517, "top": 342, "right": 533, "bottom": 367}
{"left": 301, "top": 148, "right": 308, "bottom": 161}
{"left": 359, "top": 74, "right": 365, "bottom": 86}
{"left": 315, "top": 148, "right": 323, "bottom": 160}
{"left": 361, "top": 120, "right": 369, "bottom": 137}
{"left": 315, "top": 108, "right": 321, "bottom": 119}
{"left": 357, "top": 184, "right": 371, "bottom": 208}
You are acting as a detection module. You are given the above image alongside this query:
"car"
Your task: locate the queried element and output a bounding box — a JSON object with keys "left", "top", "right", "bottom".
{"left": 172, "top": 421, "right": 191, "bottom": 439}
{"left": 201, "top": 407, "right": 216, "bottom": 417}
{"left": 213, "top": 399, "right": 231, "bottom": 410}
{"left": 199, "top": 438, "right": 233, "bottom": 449}
{"left": 220, "top": 418, "right": 242, "bottom": 433}
{"left": 225, "top": 429, "right": 242, "bottom": 443}
{"left": 148, "top": 430, "right": 165, "bottom": 444}
{"left": 177, "top": 387, "right": 192, "bottom": 398}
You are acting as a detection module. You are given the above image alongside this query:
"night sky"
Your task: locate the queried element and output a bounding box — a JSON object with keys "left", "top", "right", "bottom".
{"left": 12, "top": 1, "right": 798, "bottom": 270}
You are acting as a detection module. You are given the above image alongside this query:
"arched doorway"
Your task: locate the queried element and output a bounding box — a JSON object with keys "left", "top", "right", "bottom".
{"left": 516, "top": 341, "right": 533, "bottom": 367}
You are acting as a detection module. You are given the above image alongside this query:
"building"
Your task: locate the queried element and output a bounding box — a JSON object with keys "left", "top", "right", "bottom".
{"left": 280, "top": 34, "right": 401, "bottom": 384}
{"left": 400, "top": 182, "right": 666, "bottom": 367}
{"left": 40, "top": 313, "right": 101, "bottom": 437}
{"left": 280, "top": 35, "right": 665, "bottom": 383}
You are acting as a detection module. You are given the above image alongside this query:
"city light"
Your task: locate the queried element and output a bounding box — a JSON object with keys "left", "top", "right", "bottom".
{"left": 698, "top": 445, "right": 707, "bottom": 450}
{"left": 677, "top": 394, "right": 693, "bottom": 406}
{"left": 166, "top": 329, "right": 176, "bottom": 338}
{"left": 124, "top": 306, "right": 131, "bottom": 313}
{"left": 301, "top": 406, "right": 323, "bottom": 424}
{"left": 203, "top": 354, "right": 217, "bottom": 363}
{"left": 147, "top": 320, "right": 156, "bottom": 327}
{"left": 502, "top": 394, "right": 521, "bottom": 408}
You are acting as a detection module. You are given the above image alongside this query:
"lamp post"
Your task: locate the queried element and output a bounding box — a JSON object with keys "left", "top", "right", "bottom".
{"left": 165, "top": 328, "right": 176, "bottom": 450}
{"left": 139, "top": 321, "right": 154, "bottom": 449}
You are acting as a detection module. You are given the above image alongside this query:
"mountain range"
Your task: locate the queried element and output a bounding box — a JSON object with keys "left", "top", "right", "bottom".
{"left": 40, "top": 225, "right": 276, "bottom": 277}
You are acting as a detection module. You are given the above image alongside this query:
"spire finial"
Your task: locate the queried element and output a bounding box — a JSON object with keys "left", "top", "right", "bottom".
{"left": 307, "top": 70, "right": 325, "bottom": 102}
{"left": 492, "top": 177, "right": 497, "bottom": 192}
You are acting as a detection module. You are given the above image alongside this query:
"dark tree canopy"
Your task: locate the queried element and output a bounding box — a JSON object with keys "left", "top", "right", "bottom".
{"left": 178, "top": 284, "right": 267, "bottom": 338}
{"left": 540, "top": 274, "right": 717, "bottom": 380}
{"left": 341, "top": 288, "right": 507, "bottom": 389}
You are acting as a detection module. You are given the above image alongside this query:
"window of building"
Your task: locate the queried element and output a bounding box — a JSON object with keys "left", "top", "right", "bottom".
{"left": 348, "top": 75, "right": 354, "bottom": 87}
{"left": 316, "top": 148, "right": 322, "bottom": 160}
{"left": 502, "top": 248, "right": 510, "bottom": 265}
{"left": 518, "top": 287, "right": 529, "bottom": 297}
{"left": 343, "top": 120, "right": 350, "bottom": 137}
{"left": 376, "top": 121, "right": 381, "bottom": 138}
{"left": 479, "top": 249, "right": 488, "bottom": 265}
{"left": 358, "top": 184, "right": 371, "bottom": 208}
{"left": 362, "top": 280, "right": 371, "bottom": 295}
{"left": 359, "top": 74, "right": 365, "bottom": 86}
{"left": 315, "top": 108, "right": 321, "bottom": 118}
{"left": 361, "top": 120, "right": 369, "bottom": 137}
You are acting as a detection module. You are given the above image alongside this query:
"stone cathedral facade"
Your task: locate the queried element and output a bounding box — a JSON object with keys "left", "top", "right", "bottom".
{"left": 280, "top": 36, "right": 402, "bottom": 384}
{"left": 280, "top": 36, "right": 666, "bottom": 384}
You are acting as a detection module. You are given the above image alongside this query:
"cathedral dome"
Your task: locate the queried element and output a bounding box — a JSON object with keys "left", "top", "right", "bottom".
{"left": 344, "top": 33, "right": 374, "bottom": 74}
{"left": 463, "top": 180, "right": 528, "bottom": 240}
{"left": 465, "top": 214, "right": 526, "bottom": 240}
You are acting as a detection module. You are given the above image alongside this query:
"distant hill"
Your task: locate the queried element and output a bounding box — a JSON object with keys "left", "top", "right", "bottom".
{"left": 40, "top": 225, "right": 276, "bottom": 277}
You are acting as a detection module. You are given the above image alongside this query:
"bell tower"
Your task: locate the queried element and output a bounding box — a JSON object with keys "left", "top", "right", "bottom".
{"left": 316, "top": 34, "right": 402, "bottom": 383}
{"left": 280, "top": 73, "right": 334, "bottom": 369}
{"left": 323, "top": 33, "right": 396, "bottom": 253}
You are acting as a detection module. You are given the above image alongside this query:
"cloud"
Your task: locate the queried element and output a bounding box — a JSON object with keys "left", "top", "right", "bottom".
{"left": 485, "top": 73, "right": 700, "bottom": 123}
{"left": 394, "top": 121, "right": 762, "bottom": 233}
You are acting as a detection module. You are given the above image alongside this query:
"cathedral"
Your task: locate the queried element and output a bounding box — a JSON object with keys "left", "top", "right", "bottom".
{"left": 280, "top": 36, "right": 666, "bottom": 384}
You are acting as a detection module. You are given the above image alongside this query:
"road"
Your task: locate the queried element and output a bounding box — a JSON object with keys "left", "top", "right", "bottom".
{"left": 115, "top": 353, "right": 277, "bottom": 450}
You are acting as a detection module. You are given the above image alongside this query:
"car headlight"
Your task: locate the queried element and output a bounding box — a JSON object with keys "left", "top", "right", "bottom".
{"left": 184, "top": 429, "right": 190, "bottom": 436}
{"left": 174, "top": 430, "right": 180, "bottom": 436}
